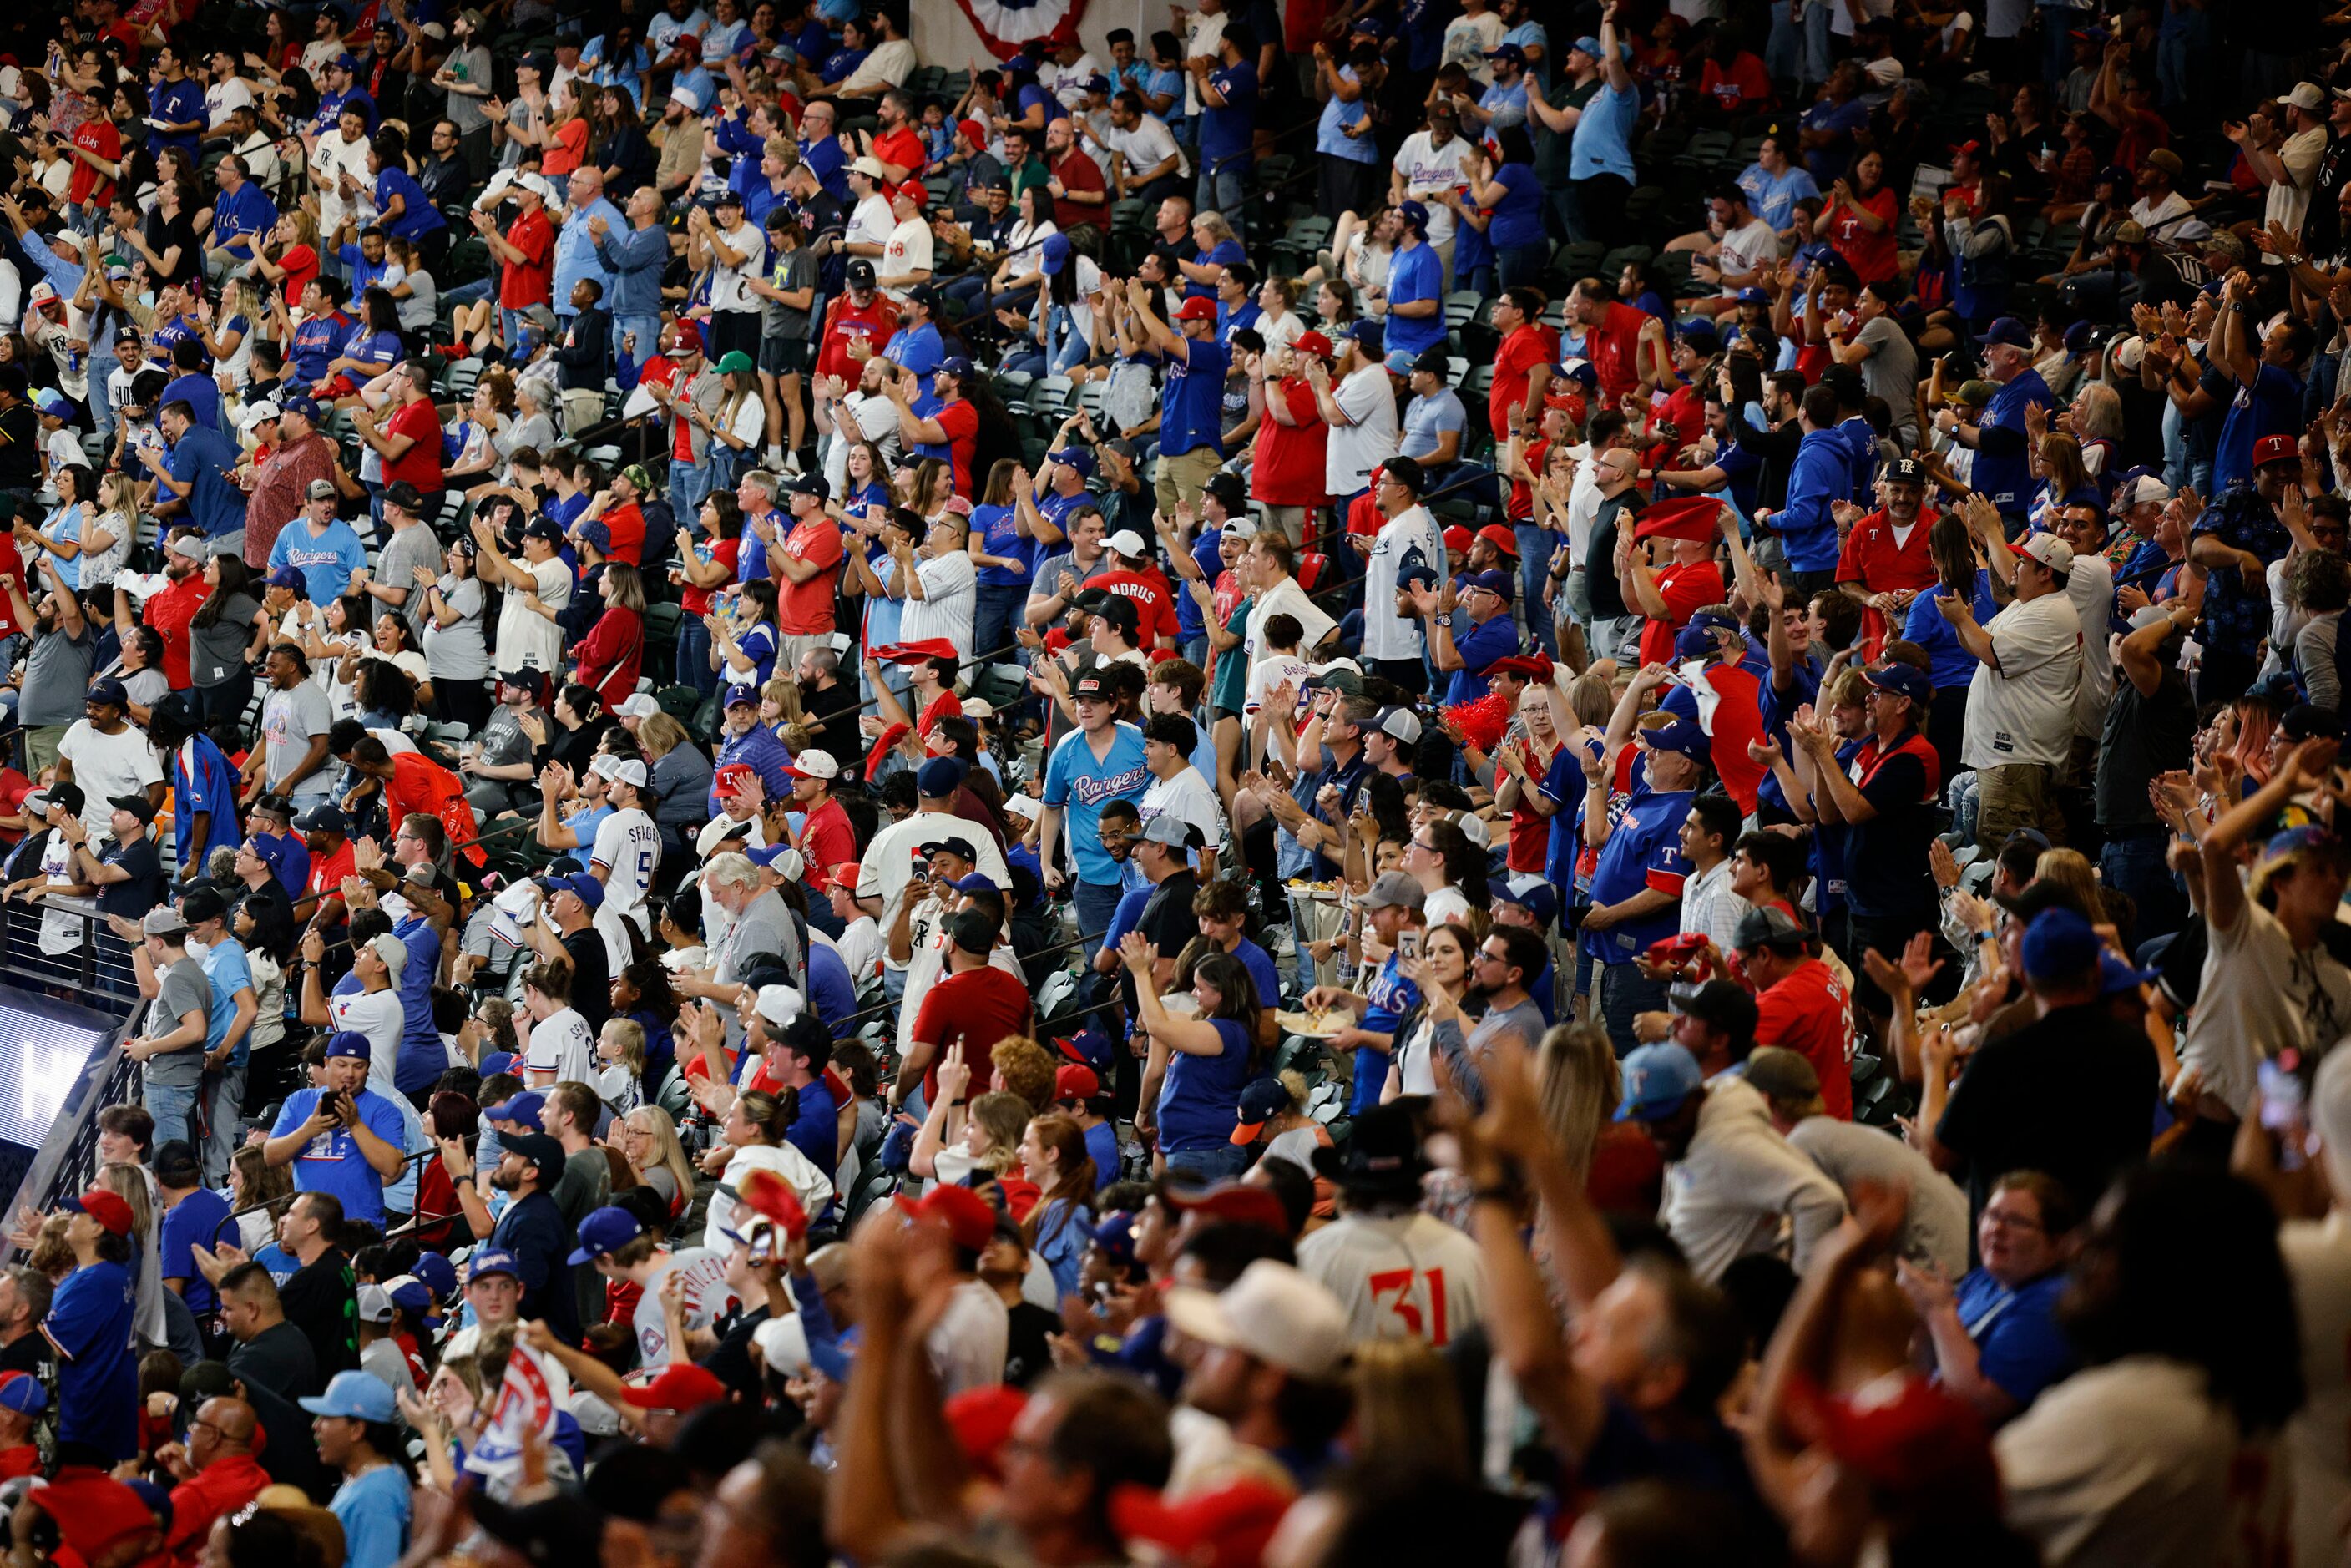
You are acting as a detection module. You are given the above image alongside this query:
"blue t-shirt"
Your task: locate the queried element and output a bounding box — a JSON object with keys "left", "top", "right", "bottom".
{"left": 1581, "top": 763, "right": 1694, "bottom": 965}
{"left": 374, "top": 168, "right": 447, "bottom": 240}
{"left": 329, "top": 1456, "right": 412, "bottom": 1568}
{"left": 391, "top": 915, "right": 445, "bottom": 1096}
{"left": 198, "top": 934, "right": 255, "bottom": 1067}
{"left": 168, "top": 423, "right": 247, "bottom": 539}
{"left": 1735, "top": 162, "right": 1821, "bottom": 232}
{"left": 1201, "top": 62, "right": 1258, "bottom": 171}
{"left": 1488, "top": 163, "right": 1545, "bottom": 250}
{"left": 159, "top": 1186, "right": 234, "bottom": 1315}
{"left": 163, "top": 371, "right": 223, "bottom": 430}
{"left": 786, "top": 1074, "right": 838, "bottom": 1174}
{"left": 1159, "top": 338, "right": 1230, "bottom": 458}
{"left": 1084, "top": 1118, "right": 1120, "bottom": 1190}
{"left": 1357, "top": 953, "right": 1420, "bottom": 1115}
{"left": 1317, "top": 68, "right": 1377, "bottom": 163}
{"left": 973, "top": 503, "right": 1034, "bottom": 588}
{"left": 1174, "top": 530, "right": 1223, "bottom": 640}
{"left": 1157, "top": 1016, "right": 1253, "bottom": 1152}
{"left": 270, "top": 1085, "right": 407, "bottom": 1227}
{"left": 48, "top": 1260, "right": 138, "bottom": 1460}
{"left": 1953, "top": 1267, "right": 2075, "bottom": 1408}
{"left": 801, "top": 134, "right": 848, "bottom": 201}
{"left": 289, "top": 311, "right": 352, "bottom": 386}
{"left": 884, "top": 321, "right": 944, "bottom": 385}
{"left": 211, "top": 180, "right": 278, "bottom": 258}
{"left": 1570, "top": 81, "right": 1638, "bottom": 181}
{"left": 1902, "top": 569, "right": 1992, "bottom": 690}
{"left": 1231, "top": 938, "right": 1280, "bottom": 1014}
{"left": 270, "top": 518, "right": 370, "bottom": 604}
{"left": 2215, "top": 362, "right": 2304, "bottom": 493}
{"left": 1443, "top": 611, "right": 1521, "bottom": 704}
{"left": 1043, "top": 722, "right": 1151, "bottom": 887}
{"left": 1385, "top": 240, "right": 1446, "bottom": 357}
{"left": 807, "top": 942, "right": 857, "bottom": 1032}
{"left": 1798, "top": 97, "right": 1871, "bottom": 183}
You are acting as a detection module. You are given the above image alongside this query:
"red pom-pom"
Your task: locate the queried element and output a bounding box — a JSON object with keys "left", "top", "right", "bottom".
{"left": 1444, "top": 691, "right": 1513, "bottom": 755}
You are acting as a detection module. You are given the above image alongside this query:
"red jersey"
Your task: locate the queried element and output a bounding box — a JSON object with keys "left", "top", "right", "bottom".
{"left": 871, "top": 124, "right": 926, "bottom": 180}
{"left": 498, "top": 208, "right": 554, "bottom": 309}
{"left": 1753, "top": 958, "right": 1855, "bottom": 1119}
{"left": 801, "top": 796, "right": 857, "bottom": 893}
{"left": 1585, "top": 301, "right": 1650, "bottom": 402}
{"left": 817, "top": 292, "right": 902, "bottom": 379}
{"left": 382, "top": 396, "right": 444, "bottom": 490}
{"left": 1636, "top": 559, "right": 1723, "bottom": 669}
{"left": 1251, "top": 378, "right": 1327, "bottom": 504}
{"left": 601, "top": 500, "right": 646, "bottom": 566}
{"left": 1489, "top": 323, "right": 1560, "bottom": 443}
{"left": 1093, "top": 568, "right": 1181, "bottom": 648}
{"left": 1834, "top": 507, "right": 1940, "bottom": 659}
{"left": 932, "top": 397, "right": 979, "bottom": 495}
{"left": 1698, "top": 53, "right": 1772, "bottom": 113}
{"left": 779, "top": 513, "right": 845, "bottom": 634}
{"left": 1686, "top": 655, "right": 1769, "bottom": 815}
{"left": 148, "top": 574, "right": 210, "bottom": 690}
{"left": 70, "top": 117, "right": 120, "bottom": 207}
{"left": 383, "top": 751, "right": 483, "bottom": 866}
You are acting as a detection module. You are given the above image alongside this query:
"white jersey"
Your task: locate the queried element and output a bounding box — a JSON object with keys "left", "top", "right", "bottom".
{"left": 523, "top": 1005, "right": 594, "bottom": 1085}
{"left": 629, "top": 1247, "right": 741, "bottom": 1367}
{"left": 1295, "top": 1211, "right": 1486, "bottom": 1348}
{"left": 591, "top": 806, "right": 661, "bottom": 931}
{"left": 1140, "top": 766, "right": 1225, "bottom": 852}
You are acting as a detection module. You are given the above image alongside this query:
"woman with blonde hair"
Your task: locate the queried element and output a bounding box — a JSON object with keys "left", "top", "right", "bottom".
{"left": 616, "top": 1105, "right": 696, "bottom": 1219}
{"left": 230, "top": 1143, "right": 295, "bottom": 1253}
{"left": 2070, "top": 381, "right": 2123, "bottom": 475}
{"left": 910, "top": 1044, "right": 1029, "bottom": 1182}
{"left": 200, "top": 276, "right": 261, "bottom": 382}
{"left": 1350, "top": 1339, "right": 1470, "bottom": 1479}
{"left": 78, "top": 471, "right": 136, "bottom": 592}
{"left": 96, "top": 1161, "right": 166, "bottom": 1348}
{"left": 2026, "top": 431, "right": 2096, "bottom": 535}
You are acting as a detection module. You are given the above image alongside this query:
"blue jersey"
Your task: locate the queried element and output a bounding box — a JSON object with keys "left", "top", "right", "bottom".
{"left": 269, "top": 518, "right": 370, "bottom": 605}
{"left": 1580, "top": 761, "right": 1693, "bottom": 965}
{"left": 1974, "top": 371, "right": 2053, "bottom": 516}
{"left": 1358, "top": 953, "right": 1420, "bottom": 1115}
{"left": 270, "top": 1085, "right": 407, "bottom": 1227}
{"left": 174, "top": 732, "right": 244, "bottom": 870}
{"left": 1043, "top": 722, "right": 1150, "bottom": 887}
{"left": 1159, "top": 338, "right": 1229, "bottom": 459}
{"left": 48, "top": 1260, "right": 139, "bottom": 1460}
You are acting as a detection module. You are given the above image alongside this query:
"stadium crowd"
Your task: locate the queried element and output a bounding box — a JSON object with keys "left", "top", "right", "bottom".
{"left": 0, "top": 0, "right": 2342, "bottom": 1561}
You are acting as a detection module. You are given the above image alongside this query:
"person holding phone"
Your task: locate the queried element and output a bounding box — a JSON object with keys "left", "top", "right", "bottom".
{"left": 260, "top": 1031, "right": 406, "bottom": 1231}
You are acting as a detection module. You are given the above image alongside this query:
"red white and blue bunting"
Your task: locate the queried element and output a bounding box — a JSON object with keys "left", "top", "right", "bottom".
{"left": 949, "top": 0, "right": 1088, "bottom": 60}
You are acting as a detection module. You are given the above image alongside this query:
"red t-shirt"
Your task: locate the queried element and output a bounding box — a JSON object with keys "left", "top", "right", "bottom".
{"left": 1636, "top": 559, "right": 1723, "bottom": 669}
{"left": 499, "top": 208, "right": 555, "bottom": 309}
{"left": 817, "top": 292, "right": 901, "bottom": 379}
{"left": 1050, "top": 147, "right": 1106, "bottom": 233}
{"left": 1506, "top": 737, "right": 1560, "bottom": 873}
{"left": 1093, "top": 568, "right": 1181, "bottom": 648}
{"left": 602, "top": 500, "right": 646, "bottom": 565}
{"left": 683, "top": 534, "right": 741, "bottom": 616}
{"left": 383, "top": 396, "right": 444, "bottom": 490}
{"left": 575, "top": 606, "right": 644, "bottom": 711}
{"left": 932, "top": 398, "right": 979, "bottom": 495}
{"left": 1508, "top": 437, "right": 1550, "bottom": 524}
{"left": 1489, "top": 323, "right": 1560, "bottom": 443}
{"left": 1835, "top": 507, "right": 1940, "bottom": 659}
{"left": 1585, "top": 301, "right": 1649, "bottom": 402}
{"left": 779, "top": 513, "right": 845, "bottom": 634}
{"left": 70, "top": 117, "right": 119, "bottom": 207}
{"left": 910, "top": 964, "right": 1034, "bottom": 1101}
{"left": 148, "top": 574, "right": 210, "bottom": 690}
{"left": 1698, "top": 53, "right": 1772, "bottom": 114}
{"left": 1825, "top": 186, "right": 1900, "bottom": 285}
{"left": 307, "top": 837, "right": 357, "bottom": 905}
{"left": 1753, "top": 958, "right": 1855, "bottom": 1120}
{"left": 277, "top": 244, "right": 321, "bottom": 310}
{"left": 801, "top": 796, "right": 857, "bottom": 893}
{"left": 1251, "top": 378, "right": 1327, "bottom": 504}
{"left": 384, "top": 751, "right": 483, "bottom": 865}
{"left": 872, "top": 124, "right": 926, "bottom": 180}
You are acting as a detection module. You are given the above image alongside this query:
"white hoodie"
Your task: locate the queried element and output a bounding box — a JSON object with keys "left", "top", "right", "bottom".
{"left": 1658, "top": 1075, "right": 1848, "bottom": 1282}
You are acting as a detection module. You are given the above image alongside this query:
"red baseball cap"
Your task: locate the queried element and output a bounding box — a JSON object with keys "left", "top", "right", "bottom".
{"left": 957, "top": 118, "right": 987, "bottom": 147}
{"left": 1441, "top": 524, "right": 1474, "bottom": 555}
{"left": 1292, "top": 330, "right": 1333, "bottom": 359}
{"left": 36, "top": 1478, "right": 159, "bottom": 1562}
{"left": 1054, "top": 1063, "right": 1101, "bottom": 1102}
{"left": 1475, "top": 524, "right": 1519, "bottom": 559}
{"left": 622, "top": 1363, "right": 729, "bottom": 1414}
{"left": 671, "top": 317, "right": 705, "bottom": 355}
{"left": 1799, "top": 1370, "right": 2000, "bottom": 1514}
{"left": 65, "top": 1186, "right": 134, "bottom": 1237}
{"left": 896, "top": 1183, "right": 999, "bottom": 1251}
{"left": 947, "top": 1384, "right": 1030, "bottom": 1480}
{"left": 1109, "top": 1478, "right": 1295, "bottom": 1568}
{"left": 1164, "top": 1178, "right": 1290, "bottom": 1236}
{"left": 1174, "top": 296, "right": 1219, "bottom": 322}
{"left": 714, "top": 761, "right": 759, "bottom": 798}
{"left": 2254, "top": 432, "right": 2300, "bottom": 469}
{"left": 892, "top": 180, "right": 928, "bottom": 208}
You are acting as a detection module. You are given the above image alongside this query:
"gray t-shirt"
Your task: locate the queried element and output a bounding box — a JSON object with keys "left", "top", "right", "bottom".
{"left": 718, "top": 887, "right": 801, "bottom": 988}
{"left": 762, "top": 244, "right": 817, "bottom": 339}
{"left": 22, "top": 623, "right": 94, "bottom": 727}
{"left": 498, "top": 97, "right": 543, "bottom": 171}
{"left": 1854, "top": 315, "right": 1920, "bottom": 438}
{"left": 1787, "top": 1115, "right": 1970, "bottom": 1277}
{"left": 478, "top": 703, "right": 535, "bottom": 768}
{"left": 376, "top": 522, "right": 446, "bottom": 648}
{"left": 262, "top": 679, "right": 333, "bottom": 797}
{"left": 1431, "top": 996, "right": 1550, "bottom": 1105}
{"left": 147, "top": 957, "right": 214, "bottom": 1086}
{"left": 446, "top": 45, "right": 494, "bottom": 131}
{"left": 189, "top": 591, "right": 262, "bottom": 690}
{"left": 422, "top": 574, "right": 489, "bottom": 682}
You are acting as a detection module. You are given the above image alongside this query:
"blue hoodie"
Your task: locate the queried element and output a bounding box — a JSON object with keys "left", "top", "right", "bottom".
{"left": 1777, "top": 428, "right": 1853, "bottom": 572}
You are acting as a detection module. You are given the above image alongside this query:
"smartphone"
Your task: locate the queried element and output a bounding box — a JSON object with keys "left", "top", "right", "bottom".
{"left": 2260, "top": 1056, "right": 2308, "bottom": 1170}
{"left": 1399, "top": 929, "right": 1421, "bottom": 961}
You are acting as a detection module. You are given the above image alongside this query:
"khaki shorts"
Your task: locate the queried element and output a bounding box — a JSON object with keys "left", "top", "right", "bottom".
{"left": 25, "top": 726, "right": 64, "bottom": 777}
{"left": 1154, "top": 444, "right": 1225, "bottom": 518}
{"left": 1259, "top": 504, "right": 1307, "bottom": 545}
{"left": 1974, "top": 761, "right": 2062, "bottom": 852}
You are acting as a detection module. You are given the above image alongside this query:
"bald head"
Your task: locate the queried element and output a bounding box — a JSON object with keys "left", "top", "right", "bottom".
{"left": 198, "top": 1396, "right": 258, "bottom": 1453}
{"left": 1598, "top": 449, "right": 1641, "bottom": 491}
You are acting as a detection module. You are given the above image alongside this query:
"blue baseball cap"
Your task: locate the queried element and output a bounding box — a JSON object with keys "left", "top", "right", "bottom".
{"left": 1039, "top": 231, "right": 1072, "bottom": 276}
{"left": 1459, "top": 568, "right": 1514, "bottom": 599}
{"left": 483, "top": 1090, "right": 544, "bottom": 1129}
{"left": 1794, "top": 241, "right": 1838, "bottom": 273}
{"left": 1047, "top": 444, "right": 1095, "bottom": 478}
{"left": 385, "top": 1277, "right": 437, "bottom": 1316}
{"left": 1485, "top": 42, "right": 1525, "bottom": 66}
{"left": 1571, "top": 33, "right": 1631, "bottom": 60}
{"left": 1344, "top": 317, "right": 1385, "bottom": 355}
{"left": 1863, "top": 660, "right": 1933, "bottom": 706}
{"left": 746, "top": 842, "right": 797, "bottom": 870}
{"left": 1636, "top": 711, "right": 1711, "bottom": 760}
{"left": 277, "top": 392, "right": 322, "bottom": 423}
{"left": 1349, "top": 14, "right": 1386, "bottom": 35}
{"left": 951, "top": 872, "right": 1002, "bottom": 893}
{"left": 412, "top": 1252, "right": 458, "bottom": 1300}
{"left": 1396, "top": 200, "right": 1430, "bottom": 235}
{"left": 0, "top": 1371, "right": 45, "bottom": 1414}
{"left": 536, "top": 870, "right": 605, "bottom": 910}
{"left": 1736, "top": 286, "right": 1772, "bottom": 306}
{"left": 324, "top": 1031, "right": 371, "bottom": 1061}
{"left": 1090, "top": 1210, "right": 1138, "bottom": 1266}
{"left": 476, "top": 1050, "right": 517, "bottom": 1078}
{"left": 2098, "top": 950, "right": 2161, "bottom": 997}
{"left": 935, "top": 355, "right": 974, "bottom": 382}
{"left": 915, "top": 756, "right": 968, "bottom": 797}
{"left": 300, "top": 1368, "right": 397, "bottom": 1424}
{"left": 1494, "top": 874, "right": 1558, "bottom": 928}
{"left": 1979, "top": 316, "right": 2033, "bottom": 349}
{"left": 87, "top": 676, "right": 129, "bottom": 708}
{"left": 466, "top": 1247, "right": 523, "bottom": 1283}
{"left": 568, "top": 1205, "right": 647, "bottom": 1265}
{"left": 1615, "top": 1042, "right": 1705, "bottom": 1121}
{"left": 2020, "top": 908, "right": 2101, "bottom": 984}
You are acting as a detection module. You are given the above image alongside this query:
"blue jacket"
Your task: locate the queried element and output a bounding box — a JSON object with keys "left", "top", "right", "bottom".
{"left": 591, "top": 224, "right": 669, "bottom": 317}
{"left": 1776, "top": 428, "right": 1853, "bottom": 573}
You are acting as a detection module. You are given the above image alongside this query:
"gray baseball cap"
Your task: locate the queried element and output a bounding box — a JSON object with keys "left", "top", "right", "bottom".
{"left": 1360, "top": 872, "right": 1426, "bottom": 912}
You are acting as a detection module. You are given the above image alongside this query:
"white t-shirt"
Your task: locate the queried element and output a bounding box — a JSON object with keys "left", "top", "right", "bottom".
{"left": 927, "top": 1276, "right": 1009, "bottom": 1395}
{"left": 2065, "top": 552, "right": 2115, "bottom": 741}
{"left": 1391, "top": 132, "right": 1479, "bottom": 246}
{"left": 1438, "top": 11, "right": 1505, "bottom": 83}
{"left": 846, "top": 193, "right": 896, "bottom": 255}
{"left": 523, "top": 1004, "right": 595, "bottom": 1085}
{"left": 328, "top": 987, "right": 406, "bottom": 1097}
{"left": 1181, "top": 13, "right": 1227, "bottom": 114}
{"left": 1959, "top": 589, "right": 2080, "bottom": 771}
{"left": 1242, "top": 577, "right": 1337, "bottom": 675}
{"left": 1140, "top": 766, "right": 1225, "bottom": 851}
{"left": 2283, "top": 1211, "right": 2351, "bottom": 1568}
{"left": 708, "top": 220, "right": 766, "bottom": 314}
{"left": 842, "top": 37, "right": 916, "bottom": 94}
{"left": 1359, "top": 505, "right": 1438, "bottom": 662}
{"left": 880, "top": 218, "right": 933, "bottom": 301}
{"left": 835, "top": 914, "right": 882, "bottom": 988}
{"left": 902, "top": 549, "right": 977, "bottom": 660}
{"left": 855, "top": 810, "right": 1012, "bottom": 973}
{"left": 56, "top": 721, "right": 164, "bottom": 835}
{"left": 205, "top": 77, "right": 254, "bottom": 128}
{"left": 1324, "top": 363, "right": 1400, "bottom": 497}
{"left": 1104, "top": 113, "right": 1186, "bottom": 183}
{"left": 629, "top": 1247, "right": 738, "bottom": 1367}
{"left": 1717, "top": 215, "right": 1777, "bottom": 286}
{"left": 494, "top": 556, "right": 571, "bottom": 674}
{"left": 2177, "top": 898, "right": 2351, "bottom": 1120}
{"left": 1297, "top": 1211, "right": 1487, "bottom": 1348}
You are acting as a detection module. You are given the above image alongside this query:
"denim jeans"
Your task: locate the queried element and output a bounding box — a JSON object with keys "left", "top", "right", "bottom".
{"left": 2101, "top": 828, "right": 2187, "bottom": 947}
{"left": 1596, "top": 961, "right": 1670, "bottom": 1058}
{"left": 1515, "top": 524, "right": 1557, "bottom": 655}
{"left": 1196, "top": 164, "right": 1247, "bottom": 242}
{"left": 1802, "top": 3, "right": 1834, "bottom": 84}
{"left": 1165, "top": 1142, "right": 1251, "bottom": 1181}
{"left": 145, "top": 1080, "right": 200, "bottom": 1151}
{"left": 614, "top": 313, "right": 663, "bottom": 375}
{"left": 677, "top": 615, "right": 718, "bottom": 700}
{"left": 973, "top": 581, "right": 1028, "bottom": 663}
{"left": 670, "top": 459, "right": 715, "bottom": 521}
{"left": 1074, "top": 878, "right": 1125, "bottom": 970}
{"left": 203, "top": 1060, "right": 246, "bottom": 1186}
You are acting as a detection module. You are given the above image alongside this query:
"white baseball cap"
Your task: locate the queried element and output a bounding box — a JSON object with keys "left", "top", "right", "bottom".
{"left": 755, "top": 1313, "right": 810, "bottom": 1375}
{"left": 2010, "top": 532, "right": 2075, "bottom": 574}
{"left": 1162, "top": 1260, "right": 1351, "bottom": 1381}
{"left": 589, "top": 753, "right": 648, "bottom": 788}
{"left": 1105, "top": 529, "right": 1149, "bottom": 558}
{"left": 754, "top": 984, "right": 804, "bottom": 1026}
{"left": 2125, "top": 475, "right": 2172, "bottom": 508}
{"left": 615, "top": 693, "right": 662, "bottom": 720}
{"left": 785, "top": 750, "right": 840, "bottom": 782}
{"left": 1003, "top": 792, "right": 1042, "bottom": 821}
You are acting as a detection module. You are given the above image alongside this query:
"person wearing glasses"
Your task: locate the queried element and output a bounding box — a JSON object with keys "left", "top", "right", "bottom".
{"left": 1894, "top": 1168, "right": 2079, "bottom": 1425}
